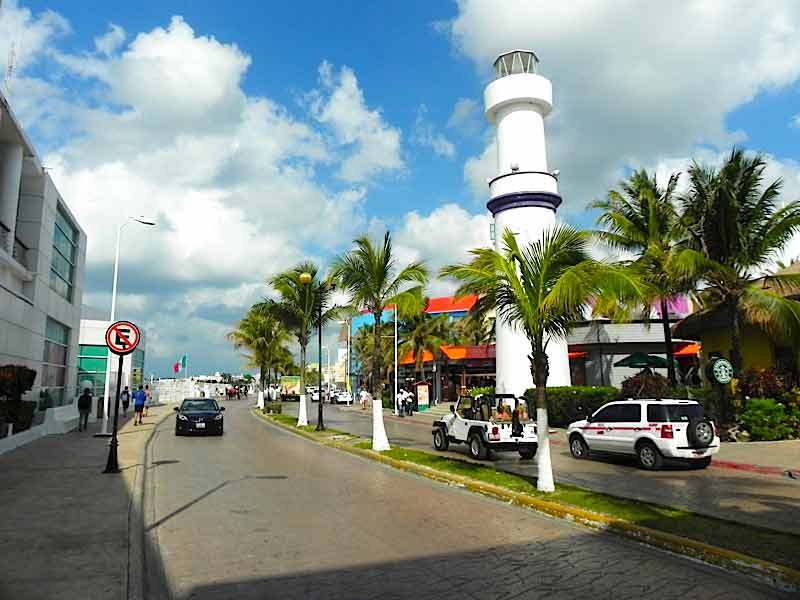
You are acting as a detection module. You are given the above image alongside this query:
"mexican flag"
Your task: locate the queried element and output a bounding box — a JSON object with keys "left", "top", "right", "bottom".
{"left": 173, "top": 354, "right": 187, "bottom": 373}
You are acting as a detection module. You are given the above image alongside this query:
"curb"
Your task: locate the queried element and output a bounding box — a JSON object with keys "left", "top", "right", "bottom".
{"left": 252, "top": 408, "right": 800, "bottom": 593}
{"left": 128, "top": 407, "right": 173, "bottom": 600}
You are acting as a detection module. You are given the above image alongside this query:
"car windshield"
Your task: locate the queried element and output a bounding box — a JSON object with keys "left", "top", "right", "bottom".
{"left": 665, "top": 404, "right": 704, "bottom": 422}
{"left": 181, "top": 399, "right": 218, "bottom": 411}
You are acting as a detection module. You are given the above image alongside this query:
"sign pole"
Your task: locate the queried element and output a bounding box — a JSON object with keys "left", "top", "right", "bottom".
{"left": 104, "top": 354, "right": 124, "bottom": 473}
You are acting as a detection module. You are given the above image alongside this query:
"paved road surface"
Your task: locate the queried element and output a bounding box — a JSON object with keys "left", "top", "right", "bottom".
{"left": 293, "top": 402, "right": 800, "bottom": 535}
{"left": 143, "top": 402, "right": 787, "bottom": 599}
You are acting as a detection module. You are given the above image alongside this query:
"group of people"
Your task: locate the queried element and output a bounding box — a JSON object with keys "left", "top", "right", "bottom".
{"left": 396, "top": 387, "right": 415, "bottom": 417}
{"left": 76, "top": 383, "right": 152, "bottom": 431}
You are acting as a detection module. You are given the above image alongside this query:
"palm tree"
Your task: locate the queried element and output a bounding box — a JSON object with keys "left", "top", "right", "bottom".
{"left": 352, "top": 322, "right": 394, "bottom": 391}
{"left": 442, "top": 226, "right": 647, "bottom": 492}
{"left": 266, "top": 261, "right": 337, "bottom": 428}
{"left": 331, "top": 232, "right": 427, "bottom": 400}
{"left": 227, "top": 307, "right": 289, "bottom": 390}
{"left": 592, "top": 168, "right": 686, "bottom": 384}
{"left": 453, "top": 310, "right": 495, "bottom": 347}
{"left": 680, "top": 149, "right": 800, "bottom": 406}
{"left": 399, "top": 307, "right": 452, "bottom": 382}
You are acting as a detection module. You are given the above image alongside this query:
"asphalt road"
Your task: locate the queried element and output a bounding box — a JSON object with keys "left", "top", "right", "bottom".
{"left": 296, "top": 402, "right": 800, "bottom": 536}
{"left": 143, "top": 401, "right": 787, "bottom": 599}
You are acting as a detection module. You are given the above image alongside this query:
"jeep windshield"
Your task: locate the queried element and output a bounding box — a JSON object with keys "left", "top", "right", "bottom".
{"left": 492, "top": 397, "right": 532, "bottom": 422}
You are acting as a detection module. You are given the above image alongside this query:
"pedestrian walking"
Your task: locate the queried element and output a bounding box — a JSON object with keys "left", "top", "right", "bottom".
{"left": 144, "top": 384, "right": 152, "bottom": 416}
{"left": 396, "top": 388, "right": 406, "bottom": 417}
{"left": 359, "top": 388, "right": 369, "bottom": 410}
{"left": 120, "top": 386, "right": 130, "bottom": 417}
{"left": 132, "top": 385, "right": 147, "bottom": 425}
{"left": 77, "top": 387, "right": 92, "bottom": 431}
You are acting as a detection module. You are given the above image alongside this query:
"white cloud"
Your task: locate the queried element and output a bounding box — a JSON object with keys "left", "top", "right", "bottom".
{"left": 0, "top": 1, "right": 69, "bottom": 74}
{"left": 791, "top": 114, "right": 800, "bottom": 129}
{"left": 463, "top": 139, "right": 495, "bottom": 200}
{"left": 411, "top": 104, "right": 455, "bottom": 159}
{"left": 394, "top": 203, "right": 491, "bottom": 295}
{"left": 94, "top": 23, "right": 125, "bottom": 56}
{"left": 308, "top": 61, "right": 404, "bottom": 182}
{"left": 447, "top": 1, "right": 800, "bottom": 213}
{"left": 447, "top": 97, "right": 481, "bottom": 135}
{"left": 4, "top": 12, "right": 402, "bottom": 373}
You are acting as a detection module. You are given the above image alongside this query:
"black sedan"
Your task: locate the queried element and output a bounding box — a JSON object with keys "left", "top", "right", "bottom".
{"left": 174, "top": 398, "right": 225, "bottom": 436}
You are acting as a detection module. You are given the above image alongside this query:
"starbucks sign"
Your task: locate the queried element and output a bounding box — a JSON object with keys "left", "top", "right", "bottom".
{"left": 709, "top": 357, "right": 734, "bottom": 385}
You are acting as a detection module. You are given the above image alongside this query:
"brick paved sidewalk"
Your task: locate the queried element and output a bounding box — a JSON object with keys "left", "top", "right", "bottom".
{"left": 0, "top": 404, "right": 170, "bottom": 600}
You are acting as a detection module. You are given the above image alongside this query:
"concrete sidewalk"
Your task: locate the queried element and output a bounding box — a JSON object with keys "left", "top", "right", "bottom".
{"left": 340, "top": 404, "right": 800, "bottom": 474}
{"left": 0, "top": 404, "right": 171, "bottom": 600}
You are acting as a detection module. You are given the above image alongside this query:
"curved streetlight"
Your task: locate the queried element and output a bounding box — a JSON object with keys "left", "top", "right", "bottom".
{"left": 96, "top": 216, "right": 157, "bottom": 437}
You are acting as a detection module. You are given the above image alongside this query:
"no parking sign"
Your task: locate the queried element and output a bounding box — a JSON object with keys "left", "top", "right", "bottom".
{"left": 105, "top": 321, "right": 140, "bottom": 356}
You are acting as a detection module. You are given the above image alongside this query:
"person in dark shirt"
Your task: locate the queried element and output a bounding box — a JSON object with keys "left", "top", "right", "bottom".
{"left": 77, "top": 388, "right": 92, "bottom": 432}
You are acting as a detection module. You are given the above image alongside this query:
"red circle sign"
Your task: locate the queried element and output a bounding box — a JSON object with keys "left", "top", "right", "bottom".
{"left": 105, "top": 321, "right": 141, "bottom": 355}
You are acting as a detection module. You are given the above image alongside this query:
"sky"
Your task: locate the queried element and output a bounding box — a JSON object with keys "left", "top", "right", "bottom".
{"left": 2, "top": 0, "right": 799, "bottom": 376}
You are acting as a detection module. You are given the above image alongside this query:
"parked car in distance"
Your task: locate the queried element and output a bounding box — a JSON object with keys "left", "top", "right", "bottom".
{"left": 566, "top": 399, "right": 719, "bottom": 470}
{"left": 432, "top": 394, "right": 538, "bottom": 460}
{"left": 174, "top": 398, "right": 225, "bottom": 436}
{"left": 333, "top": 391, "right": 352, "bottom": 405}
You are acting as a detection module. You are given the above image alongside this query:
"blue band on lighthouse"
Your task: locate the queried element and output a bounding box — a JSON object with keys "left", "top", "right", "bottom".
{"left": 487, "top": 191, "right": 563, "bottom": 216}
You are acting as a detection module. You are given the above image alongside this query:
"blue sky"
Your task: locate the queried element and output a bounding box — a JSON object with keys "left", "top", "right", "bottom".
{"left": 2, "top": 1, "right": 800, "bottom": 376}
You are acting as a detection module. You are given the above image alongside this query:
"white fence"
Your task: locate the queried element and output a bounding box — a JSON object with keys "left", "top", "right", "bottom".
{"left": 154, "top": 380, "right": 198, "bottom": 404}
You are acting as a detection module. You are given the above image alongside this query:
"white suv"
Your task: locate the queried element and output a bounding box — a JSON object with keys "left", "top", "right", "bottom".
{"left": 567, "top": 399, "right": 719, "bottom": 470}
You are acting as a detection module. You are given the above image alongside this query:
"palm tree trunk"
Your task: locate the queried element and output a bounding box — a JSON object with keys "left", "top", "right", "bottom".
{"left": 728, "top": 299, "right": 742, "bottom": 421}
{"left": 372, "top": 312, "right": 382, "bottom": 399}
{"left": 297, "top": 344, "right": 308, "bottom": 426}
{"left": 660, "top": 298, "right": 677, "bottom": 386}
{"left": 260, "top": 361, "right": 266, "bottom": 390}
{"left": 531, "top": 348, "right": 555, "bottom": 493}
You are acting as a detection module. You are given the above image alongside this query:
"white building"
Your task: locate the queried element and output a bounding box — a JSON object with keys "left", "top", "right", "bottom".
{"left": 484, "top": 50, "right": 570, "bottom": 395}
{"left": 78, "top": 307, "right": 148, "bottom": 411}
{"left": 0, "top": 90, "right": 87, "bottom": 450}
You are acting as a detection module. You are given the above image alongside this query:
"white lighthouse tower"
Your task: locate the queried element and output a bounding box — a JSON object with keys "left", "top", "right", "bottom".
{"left": 485, "top": 50, "right": 571, "bottom": 395}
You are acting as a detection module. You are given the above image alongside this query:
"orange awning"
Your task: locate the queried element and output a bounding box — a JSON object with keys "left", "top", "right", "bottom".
{"left": 568, "top": 351, "right": 587, "bottom": 359}
{"left": 399, "top": 350, "right": 434, "bottom": 365}
{"left": 674, "top": 343, "right": 701, "bottom": 356}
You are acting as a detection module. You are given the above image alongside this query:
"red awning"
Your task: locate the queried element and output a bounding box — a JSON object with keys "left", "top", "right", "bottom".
{"left": 674, "top": 343, "right": 700, "bottom": 356}
{"left": 425, "top": 295, "right": 478, "bottom": 314}
{"left": 568, "top": 351, "right": 588, "bottom": 359}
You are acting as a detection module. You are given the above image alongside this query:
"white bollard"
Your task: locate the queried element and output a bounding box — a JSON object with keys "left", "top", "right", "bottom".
{"left": 371, "top": 399, "right": 391, "bottom": 451}
{"left": 257, "top": 391, "right": 265, "bottom": 409}
{"left": 297, "top": 394, "right": 309, "bottom": 427}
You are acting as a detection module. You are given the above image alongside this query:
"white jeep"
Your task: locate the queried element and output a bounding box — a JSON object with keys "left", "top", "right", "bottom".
{"left": 432, "top": 394, "right": 539, "bottom": 460}
{"left": 567, "top": 399, "right": 719, "bottom": 470}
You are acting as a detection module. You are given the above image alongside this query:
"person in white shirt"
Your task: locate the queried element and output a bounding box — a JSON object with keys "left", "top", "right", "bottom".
{"left": 359, "top": 388, "right": 370, "bottom": 410}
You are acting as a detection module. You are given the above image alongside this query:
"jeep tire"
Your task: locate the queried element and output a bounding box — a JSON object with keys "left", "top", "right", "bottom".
{"left": 569, "top": 434, "right": 589, "bottom": 459}
{"left": 687, "top": 418, "right": 714, "bottom": 448}
{"left": 468, "top": 432, "right": 488, "bottom": 460}
{"left": 433, "top": 427, "right": 449, "bottom": 451}
{"left": 636, "top": 441, "right": 663, "bottom": 470}
{"left": 519, "top": 444, "right": 537, "bottom": 460}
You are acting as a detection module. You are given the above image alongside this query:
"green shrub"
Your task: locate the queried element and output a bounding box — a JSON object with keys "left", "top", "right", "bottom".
{"left": 619, "top": 371, "right": 670, "bottom": 399}
{"left": 524, "top": 386, "right": 619, "bottom": 427}
{"left": 468, "top": 386, "right": 493, "bottom": 397}
{"left": 738, "top": 398, "right": 797, "bottom": 441}
{"left": 738, "top": 368, "right": 788, "bottom": 400}
{"left": 263, "top": 402, "right": 282, "bottom": 414}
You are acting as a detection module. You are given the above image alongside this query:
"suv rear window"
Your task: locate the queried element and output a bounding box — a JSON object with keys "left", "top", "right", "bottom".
{"left": 647, "top": 403, "right": 704, "bottom": 422}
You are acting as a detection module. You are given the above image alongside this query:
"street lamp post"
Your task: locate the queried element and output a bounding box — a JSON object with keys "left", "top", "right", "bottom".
{"left": 297, "top": 271, "right": 313, "bottom": 427}
{"left": 96, "top": 216, "right": 156, "bottom": 437}
{"left": 317, "top": 296, "right": 324, "bottom": 431}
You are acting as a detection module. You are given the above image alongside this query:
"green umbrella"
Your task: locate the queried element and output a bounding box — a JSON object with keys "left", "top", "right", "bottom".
{"left": 613, "top": 352, "right": 672, "bottom": 369}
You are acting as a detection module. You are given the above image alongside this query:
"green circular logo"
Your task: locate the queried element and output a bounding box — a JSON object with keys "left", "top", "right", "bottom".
{"left": 710, "top": 358, "right": 734, "bottom": 385}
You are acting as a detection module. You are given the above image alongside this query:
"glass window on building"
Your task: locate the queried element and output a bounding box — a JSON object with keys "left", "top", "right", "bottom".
{"left": 41, "top": 317, "right": 70, "bottom": 409}
{"left": 77, "top": 344, "right": 107, "bottom": 399}
{"left": 131, "top": 348, "right": 145, "bottom": 388}
{"left": 50, "top": 205, "right": 78, "bottom": 302}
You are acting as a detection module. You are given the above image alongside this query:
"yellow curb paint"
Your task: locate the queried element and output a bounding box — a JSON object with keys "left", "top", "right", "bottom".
{"left": 251, "top": 409, "right": 800, "bottom": 593}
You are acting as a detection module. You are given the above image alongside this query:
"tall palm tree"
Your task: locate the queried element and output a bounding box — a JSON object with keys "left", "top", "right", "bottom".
{"left": 227, "top": 307, "right": 289, "bottom": 390}
{"left": 453, "top": 310, "right": 495, "bottom": 347}
{"left": 352, "top": 322, "right": 393, "bottom": 391}
{"left": 266, "top": 261, "right": 337, "bottom": 428}
{"left": 399, "top": 308, "right": 452, "bottom": 382}
{"left": 331, "top": 232, "right": 427, "bottom": 400}
{"left": 681, "top": 150, "right": 800, "bottom": 379}
{"left": 592, "top": 168, "right": 686, "bottom": 384}
{"left": 442, "top": 226, "right": 647, "bottom": 492}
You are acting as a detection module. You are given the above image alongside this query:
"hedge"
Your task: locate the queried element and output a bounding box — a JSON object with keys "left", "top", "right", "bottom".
{"left": 524, "top": 386, "right": 618, "bottom": 427}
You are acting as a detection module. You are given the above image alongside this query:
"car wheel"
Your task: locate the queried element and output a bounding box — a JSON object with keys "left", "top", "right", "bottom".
{"left": 468, "top": 432, "right": 487, "bottom": 460}
{"left": 689, "top": 456, "right": 712, "bottom": 469}
{"left": 175, "top": 428, "right": 182, "bottom": 436}
{"left": 519, "top": 444, "right": 537, "bottom": 460}
{"left": 687, "top": 418, "right": 714, "bottom": 448}
{"left": 636, "top": 441, "right": 663, "bottom": 470}
{"left": 569, "top": 435, "right": 589, "bottom": 459}
{"left": 433, "top": 427, "right": 449, "bottom": 451}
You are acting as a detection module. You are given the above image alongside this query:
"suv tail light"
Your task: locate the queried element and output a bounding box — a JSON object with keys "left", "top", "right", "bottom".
{"left": 661, "top": 424, "right": 674, "bottom": 439}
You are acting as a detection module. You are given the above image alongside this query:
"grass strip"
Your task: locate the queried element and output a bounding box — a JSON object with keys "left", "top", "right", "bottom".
{"left": 365, "top": 444, "right": 800, "bottom": 572}
{"left": 258, "top": 410, "right": 351, "bottom": 437}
